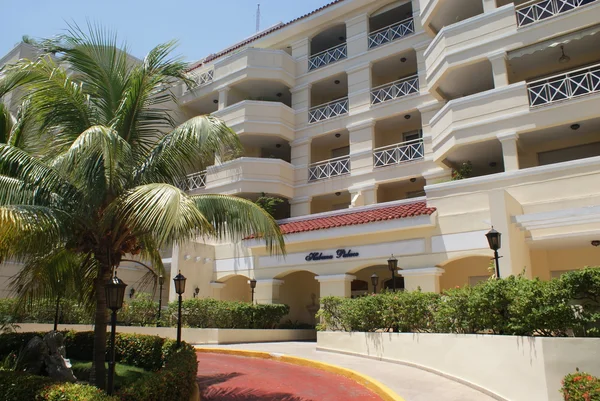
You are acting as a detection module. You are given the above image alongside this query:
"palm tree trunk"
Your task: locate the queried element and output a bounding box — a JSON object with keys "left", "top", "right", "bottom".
{"left": 90, "top": 266, "right": 111, "bottom": 390}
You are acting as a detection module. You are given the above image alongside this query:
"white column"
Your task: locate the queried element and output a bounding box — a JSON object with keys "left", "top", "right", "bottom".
{"left": 291, "top": 83, "right": 311, "bottom": 127}
{"left": 209, "top": 281, "right": 225, "bottom": 300}
{"left": 217, "top": 86, "right": 230, "bottom": 110}
{"left": 290, "top": 196, "right": 311, "bottom": 217}
{"left": 254, "top": 279, "right": 284, "bottom": 304}
{"left": 348, "top": 119, "right": 375, "bottom": 176}
{"left": 497, "top": 132, "right": 520, "bottom": 172}
{"left": 488, "top": 51, "right": 509, "bottom": 88}
{"left": 423, "top": 167, "right": 452, "bottom": 185}
{"left": 292, "top": 38, "right": 310, "bottom": 76}
{"left": 401, "top": 267, "right": 445, "bottom": 293}
{"left": 346, "top": 13, "right": 369, "bottom": 57}
{"left": 349, "top": 184, "right": 377, "bottom": 208}
{"left": 291, "top": 137, "right": 311, "bottom": 185}
{"left": 347, "top": 62, "right": 371, "bottom": 114}
{"left": 316, "top": 274, "right": 356, "bottom": 298}
{"left": 414, "top": 40, "right": 430, "bottom": 95}
{"left": 482, "top": 0, "right": 497, "bottom": 12}
{"left": 418, "top": 101, "right": 444, "bottom": 156}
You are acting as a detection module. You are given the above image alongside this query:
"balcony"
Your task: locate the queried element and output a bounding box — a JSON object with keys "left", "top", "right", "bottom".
{"left": 373, "top": 138, "right": 424, "bottom": 168}
{"left": 308, "top": 97, "right": 349, "bottom": 123}
{"left": 190, "top": 68, "right": 214, "bottom": 88}
{"left": 516, "top": 0, "right": 597, "bottom": 27}
{"left": 368, "top": 18, "right": 415, "bottom": 49}
{"left": 308, "top": 43, "right": 347, "bottom": 71}
{"left": 527, "top": 63, "right": 600, "bottom": 107}
{"left": 371, "top": 75, "right": 419, "bottom": 105}
{"left": 178, "top": 170, "right": 207, "bottom": 191}
{"left": 308, "top": 155, "right": 350, "bottom": 182}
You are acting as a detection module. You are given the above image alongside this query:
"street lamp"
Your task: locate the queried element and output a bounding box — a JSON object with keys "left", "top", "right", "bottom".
{"left": 486, "top": 227, "right": 502, "bottom": 279}
{"left": 105, "top": 272, "right": 127, "bottom": 396}
{"left": 249, "top": 279, "right": 257, "bottom": 304}
{"left": 194, "top": 287, "right": 200, "bottom": 298}
{"left": 129, "top": 287, "right": 135, "bottom": 299}
{"left": 388, "top": 255, "right": 398, "bottom": 292}
{"left": 173, "top": 271, "right": 187, "bottom": 348}
{"left": 53, "top": 279, "right": 61, "bottom": 332}
{"left": 157, "top": 275, "right": 164, "bottom": 327}
{"left": 370, "top": 274, "right": 379, "bottom": 294}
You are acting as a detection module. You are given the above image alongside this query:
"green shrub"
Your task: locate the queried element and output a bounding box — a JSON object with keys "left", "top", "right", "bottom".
{"left": 0, "top": 297, "right": 92, "bottom": 325}
{"left": 0, "top": 371, "right": 53, "bottom": 401}
{"left": 561, "top": 370, "right": 600, "bottom": 400}
{"left": 119, "top": 294, "right": 159, "bottom": 327}
{"left": 40, "top": 382, "right": 118, "bottom": 401}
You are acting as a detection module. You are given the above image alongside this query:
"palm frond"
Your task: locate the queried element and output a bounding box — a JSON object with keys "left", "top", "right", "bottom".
{"left": 105, "top": 183, "right": 214, "bottom": 248}
{"left": 191, "top": 194, "right": 284, "bottom": 255}
{"left": 135, "top": 115, "right": 242, "bottom": 185}
{"left": 0, "top": 103, "right": 15, "bottom": 144}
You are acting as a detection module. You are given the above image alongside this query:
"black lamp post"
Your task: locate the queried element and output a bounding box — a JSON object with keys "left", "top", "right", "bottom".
{"left": 388, "top": 255, "right": 398, "bottom": 292}
{"left": 371, "top": 274, "right": 379, "bottom": 294}
{"left": 486, "top": 227, "right": 502, "bottom": 279}
{"left": 249, "top": 279, "right": 257, "bottom": 304}
{"left": 129, "top": 287, "right": 135, "bottom": 299}
{"left": 105, "top": 272, "right": 127, "bottom": 396}
{"left": 53, "top": 280, "right": 61, "bottom": 332}
{"left": 173, "top": 271, "right": 187, "bottom": 348}
{"left": 157, "top": 275, "right": 164, "bottom": 327}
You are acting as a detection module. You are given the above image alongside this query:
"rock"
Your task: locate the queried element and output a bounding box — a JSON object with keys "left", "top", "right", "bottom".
{"left": 43, "top": 331, "right": 77, "bottom": 382}
{"left": 17, "top": 336, "right": 47, "bottom": 375}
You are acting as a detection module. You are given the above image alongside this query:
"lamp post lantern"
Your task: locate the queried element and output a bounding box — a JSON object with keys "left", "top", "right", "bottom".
{"left": 173, "top": 271, "right": 187, "bottom": 348}
{"left": 387, "top": 255, "right": 398, "bottom": 292}
{"left": 249, "top": 279, "right": 257, "bottom": 304}
{"left": 105, "top": 272, "right": 127, "bottom": 396}
{"left": 486, "top": 227, "right": 502, "bottom": 279}
{"left": 370, "top": 274, "right": 379, "bottom": 294}
{"left": 157, "top": 275, "right": 164, "bottom": 327}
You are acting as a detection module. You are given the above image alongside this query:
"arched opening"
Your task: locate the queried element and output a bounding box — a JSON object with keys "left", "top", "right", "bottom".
{"left": 439, "top": 256, "right": 492, "bottom": 291}
{"left": 219, "top": 275, "right": 251, "bottom": 302}
{"left": 383, "top": 276, "right": 405, "bottom": 291}
{"left": 349, "top": 264, "right": 396, "bottom": 294}
{"left": 351, "top": 280, "right": 369, "bottom": 298}
{"left": 278, "top": 271, "right": 320, "bottom": 326}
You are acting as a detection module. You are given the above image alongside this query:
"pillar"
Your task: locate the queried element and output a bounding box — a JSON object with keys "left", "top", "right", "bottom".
{"left": 346, "top": 13, "right": 369, "bottom": 57}
{"left": 347, "top": 62, "right": 371, "bottom": 113}
{"left": 411, "top": 0, "right": 424, "bottom": 32}
{"left": 497, "top": 132, "right": 519, "bottom": 172}
{"left": 482, "top": 0, "right": 497, "bottom": 12}
{"left": 291, "top": 83, "right": 311, "bottom": 127}
{"left": 217, "top": 86, "right": 230, "bottom": 110}
{"left": 254, "top": 279, "right": 284, "bottom": 304}
{"left": 418, "top": 101, "right": 444, "bottom": 156}
{"left": 401, "top": 267, "right": 444, "bottom": 292}
{"left": 348, "top": 119, "right": 375, "bottom": 176}
{"left": 291, "top": 38, "right": 310, "bottom": 77}
{"left": 423, "top": 167, "right": 452, "bottom": 185}
{"left": 290, "top": 196, "right": 311, "bottom": 217}
{"left": 349, "top": 184, "right": 377, "bottom": 208}
{"left": 488, "top": 189, "right": 532, "bottom": 278}
{"left": 316, "top": 274, "right": 356, "bottom": 298}
{"left": 209, "top": 281, "right": 225, "bottom": 300}
{"left": 291, "top": 137, "right": 311, "bottom": 184}
{"left": 488, "top": 51, "right": 509, "bottom": 88}
{"left": 414, "top": 41, "right": 430, "bottom": 95}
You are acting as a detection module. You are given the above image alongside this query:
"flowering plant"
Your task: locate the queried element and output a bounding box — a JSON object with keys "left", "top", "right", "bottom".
{"left": 561, "top": 369, "right": 600, "bottom": 400}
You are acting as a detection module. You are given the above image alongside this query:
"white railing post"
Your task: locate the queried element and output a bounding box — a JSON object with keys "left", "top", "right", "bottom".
{"left": 308, "top": 97, "right": 349, "bottom": 123}
{"left": 373, "top": 137, "right": 424, "bottom": 168}
{"left": 370, "top": 75, "right": 419, "bottom": 105}
{"left": 308, "top": 155, "right": 351, "bottom": 181}
{"left": 516, "top": 0, "right": 596, "bottom": 27}
{"left": 308, "top": 43, "right": 348, "bottom": 71}
{"left": 368, "top": 18, "right": 415, "bottom": 49}
{"left": 527, "top": 63, "right": 600, "bottom": 107}
{"left": 178, "top": 170, "right": 207, "bottom": 191}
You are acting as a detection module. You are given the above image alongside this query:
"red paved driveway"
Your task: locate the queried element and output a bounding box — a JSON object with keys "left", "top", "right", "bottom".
{"left": 196, "top": 352, "right": 384, "bottom": 401}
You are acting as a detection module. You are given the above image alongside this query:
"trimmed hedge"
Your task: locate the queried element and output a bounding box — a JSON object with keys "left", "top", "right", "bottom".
{"left": 318, "top": 267, "right": 600, "bottom": 336}
{"left": 0, "top": 298, "right": 92, "bottom": 325}
{"left": 561, "top": 370, "right": 600, "bottom": 400}
{"left": 0, "top": 332, "right": 197, "bottom": 401}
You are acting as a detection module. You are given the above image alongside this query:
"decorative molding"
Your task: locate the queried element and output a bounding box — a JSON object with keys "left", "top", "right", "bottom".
{"left": 315, "top": 274, "right": 356, "bottom": 283}
{"left": 400, "top": 267, "right": 445, "bottom": 277}
{"left": 497, "top": 131, "right": 519, "bottom": 143}
{"left": 209, "top": 281, "right": 226, "bottom": 289}
{"left": 255, "top": 279, "right": 284, "bottom": 286}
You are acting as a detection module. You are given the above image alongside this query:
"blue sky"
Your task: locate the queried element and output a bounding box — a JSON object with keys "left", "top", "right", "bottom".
{"left": 1, "top": 0, "right": 332, "bottom": 62}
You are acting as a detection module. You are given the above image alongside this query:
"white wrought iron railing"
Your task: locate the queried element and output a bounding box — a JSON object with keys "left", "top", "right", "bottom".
{"left": 192, "top": 69, "right": 214, "bottom": 88}
{"left": 308, "top": 155, "right": 350, "bottom": 181}
{"left": 308, "top": 43, "right": 347, "bottom": 71}
{"left": 368, "top": 17, "right": 415, "bottom": 49}
{"left": 516, "top": 0, "right": 597, "bottom": 27}
{"left": 373, "top": 137, "right": 424, "bottom": 168}
{"left": 371, "top": 75, "right": 419, "bottom": 105}
{"left": 308, "top": 97, "right": 349, "bottom": 123}
{"left": 178, "top": 170, "right": 207, "bottom": 191}
{"left": 527, "top": 63, "right": 600, "bottom": 107}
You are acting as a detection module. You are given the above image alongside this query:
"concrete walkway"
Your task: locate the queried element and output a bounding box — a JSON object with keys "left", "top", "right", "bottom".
{"left": 198, "top": 342, "right": 496, "bottom": 401}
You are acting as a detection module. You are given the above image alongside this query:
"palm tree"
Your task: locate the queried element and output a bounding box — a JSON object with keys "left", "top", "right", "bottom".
{"left": 0, "top": 24, "right": 284, "bottom": 390}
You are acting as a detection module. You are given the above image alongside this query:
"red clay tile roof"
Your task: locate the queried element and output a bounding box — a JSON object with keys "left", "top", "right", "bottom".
{"left": 188, "top": 0, "right": 347, "bottom": 71}
{"left": 277, "top": 201, "right": 436, "bottom": 236}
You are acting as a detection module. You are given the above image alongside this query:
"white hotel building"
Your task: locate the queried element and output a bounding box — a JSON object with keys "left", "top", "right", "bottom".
{"left": 4, "top": 0, "right": 600, "bottom": 325}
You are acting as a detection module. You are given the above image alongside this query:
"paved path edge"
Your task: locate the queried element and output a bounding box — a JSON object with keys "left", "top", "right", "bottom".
{"left": 195, "top": 346, "right": 406, "bottom": 401}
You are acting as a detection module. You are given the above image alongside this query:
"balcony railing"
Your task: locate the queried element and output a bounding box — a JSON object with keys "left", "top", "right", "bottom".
{"left": 527, "top": 63, "right": 600, "bottom": 107}
{"left": 368, "top": 17, "right": 415, "bottom": 49}
{"left": 373, "top": 137, "right": 424, "bottom": 168}
{"left": 177, "top": 170, "right": 207, "bottom": 191}
{"left": 308, "top": 155, "right": 350, "bottom": 181}
{"left": 371, "top": 75, "right": 419, "bottom": 105}
{"left": 308, "top": 43, "right": 347, "bottom": 71}
{"left": 516, "top": 0, "right": 597, "bottom": 27}
{"left": 192, "top": 69, "right": 214, "bottom": 88}
{"left": 309, "top": 97, "right": 349, "bottom": 123}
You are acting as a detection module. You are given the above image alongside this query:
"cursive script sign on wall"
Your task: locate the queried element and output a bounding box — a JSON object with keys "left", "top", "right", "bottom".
{"left": 305, "top": 249, "right": 359, "bottom": 262}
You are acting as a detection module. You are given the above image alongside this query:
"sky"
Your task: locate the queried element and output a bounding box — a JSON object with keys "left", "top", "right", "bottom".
{"left": 0, "top": 0, "right": 334, "bottom": 62}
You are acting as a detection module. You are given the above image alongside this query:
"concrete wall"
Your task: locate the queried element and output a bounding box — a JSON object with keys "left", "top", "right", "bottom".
{"left": 318, "top": 331, "right": 600, "bottom": 401}
{"left": 16, "top": 323, "right": 316, "bottom": 344}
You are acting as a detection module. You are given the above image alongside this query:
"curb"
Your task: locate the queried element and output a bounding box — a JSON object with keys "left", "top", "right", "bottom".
{"left": 195, "top": 347, "right": 405, "bottom": 401}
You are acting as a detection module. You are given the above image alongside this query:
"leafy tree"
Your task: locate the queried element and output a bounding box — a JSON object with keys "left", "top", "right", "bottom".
{"left": 255, "top": 192, "right": 284, "bottom": 218}
{"left": 0, "top": 24, "right": 284, "bottom": 389}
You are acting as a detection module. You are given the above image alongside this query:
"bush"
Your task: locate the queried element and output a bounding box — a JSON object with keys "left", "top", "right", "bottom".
{"left": 119, "top": 294, "right": 159, "bottom": 327}
{"left": 318, "top": 268, "right": 600, "bottom": 336}
{"left": 40, "top": 382, "right": 118, "bottom": 401}
{"left": 0, "top": 371, "right": 53, "bottom": 401}
{"left": 561, "top": 370, "right": 600, "bottom": 400}
{"left": 162, "top": 298, "right": 289, "bottom": 329}
{"left": 0, "top": 297, "right": 93, "bottom": 325}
